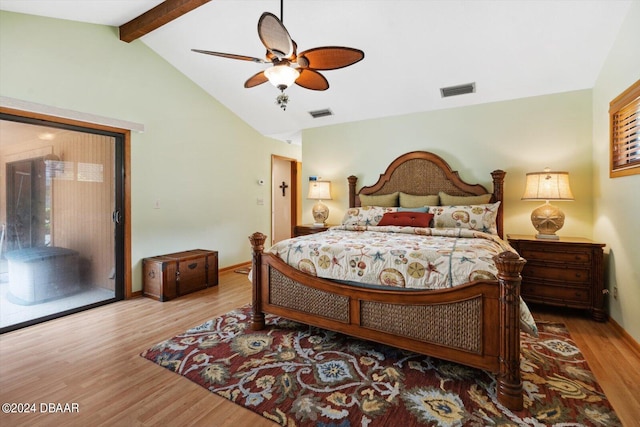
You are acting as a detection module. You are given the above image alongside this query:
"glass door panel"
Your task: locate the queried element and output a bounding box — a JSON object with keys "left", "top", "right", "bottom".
{"left": 0, "top": 118, "right": 123, "bottom": 332}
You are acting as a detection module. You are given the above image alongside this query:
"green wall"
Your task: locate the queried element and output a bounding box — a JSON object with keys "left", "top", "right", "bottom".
{"left": 0, "top": 11, "right": 301, "bottom": 292}
{"left": 592, "top": 1, "right": 640, "bottom": 341}
{"left": 302, "top": 90, "right": 594, "bottom": 240}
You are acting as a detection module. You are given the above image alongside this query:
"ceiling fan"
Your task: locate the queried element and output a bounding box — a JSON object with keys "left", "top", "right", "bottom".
{"left": 192, "top": 1, "right": 364, "bottom": 110}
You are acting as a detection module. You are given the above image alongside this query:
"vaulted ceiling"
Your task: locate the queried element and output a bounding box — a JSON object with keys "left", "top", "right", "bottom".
{"left": 0, "top": 0, "right": 633, "bottom": 144}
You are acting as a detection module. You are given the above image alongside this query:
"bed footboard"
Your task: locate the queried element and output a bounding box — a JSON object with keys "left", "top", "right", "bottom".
{"left": 248, "top": 232, "right": 525, "bottom": 410}
{"left": 494, "top": 251, "right": 527, "bottom": 410}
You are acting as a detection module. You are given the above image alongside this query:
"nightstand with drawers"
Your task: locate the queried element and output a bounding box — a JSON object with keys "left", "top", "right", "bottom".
{"left": 293, "top": 224, "right": 334, "bottom": 237}
{"left": 507, "top": 235, "right": 607, "bottom": 321}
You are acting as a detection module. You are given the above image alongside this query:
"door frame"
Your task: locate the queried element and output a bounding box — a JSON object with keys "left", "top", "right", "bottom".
{"left": 0, "top": 107, "right": 132, "bottom": 299}
{"left": 271, "top": 155, "right": 300, "bottom": 244}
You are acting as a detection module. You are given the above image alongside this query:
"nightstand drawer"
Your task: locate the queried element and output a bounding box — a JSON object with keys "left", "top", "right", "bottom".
{"left": 524, "top": 264, "right": 590, "bottom": 284}
{"left": 522, "top": 283, "right": 590, "bottom": 303}
{"left": 519, "top": 248, "right": 590, "bottom": 264}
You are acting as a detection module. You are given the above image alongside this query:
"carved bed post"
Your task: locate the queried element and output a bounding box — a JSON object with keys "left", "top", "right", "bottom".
{"left": 494, "top": 251, "right": 526, "bottom": 410}
{"left": 249, "top": 232, "right": 267, "bottom": 330}
{"left": 491, "top": 170, "right": 506, "bottom": 239}
{"left": 347, "top": 175, "right": 358, "bottom": 208}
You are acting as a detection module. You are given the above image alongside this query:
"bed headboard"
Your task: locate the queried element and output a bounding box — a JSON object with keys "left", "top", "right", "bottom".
{"left": 347, "top": 151, "right": 506, "bottom": 238}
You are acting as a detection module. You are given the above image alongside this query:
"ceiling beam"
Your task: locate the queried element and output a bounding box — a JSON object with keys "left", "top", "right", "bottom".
{"left": 119, "top": 0, "right": 211, "bottom": 43}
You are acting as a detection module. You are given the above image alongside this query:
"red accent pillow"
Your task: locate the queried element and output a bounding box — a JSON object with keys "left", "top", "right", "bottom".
{"left": 377, "top": 212, "right": 434, "bottom": 227}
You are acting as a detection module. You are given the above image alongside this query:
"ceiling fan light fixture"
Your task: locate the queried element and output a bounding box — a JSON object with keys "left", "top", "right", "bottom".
{"left": 264, "top": 64, "right": 300, "bottom": 90}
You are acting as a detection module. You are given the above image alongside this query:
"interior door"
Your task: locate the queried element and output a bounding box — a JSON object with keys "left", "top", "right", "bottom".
{"left": 271, "top": 156, "right": 300, "bottom": 245}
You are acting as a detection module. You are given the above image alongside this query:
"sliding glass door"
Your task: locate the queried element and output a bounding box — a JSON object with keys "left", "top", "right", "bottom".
{"left": 0, "top": 115, "right": 124, "bottom": 332}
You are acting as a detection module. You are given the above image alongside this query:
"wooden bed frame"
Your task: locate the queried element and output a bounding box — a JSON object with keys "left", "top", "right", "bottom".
{"left": 249, "top": 151, "right": 526, "bottom": 410}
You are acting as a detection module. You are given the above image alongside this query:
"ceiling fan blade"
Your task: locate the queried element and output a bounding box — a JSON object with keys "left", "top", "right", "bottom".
{"left": 244, "top": 71, "right": 269, "bottom": 88}
{"left": 257, "top": 12, "right": 295, "bottom": 59}
{"left": 192, "top": 49, "right": 267, "bottom": 63}
{"left": 295, "top": 69, "right": 329, "bottom": 91}
{"left": 297, "top": 47, "right": 364, "bottom": 70}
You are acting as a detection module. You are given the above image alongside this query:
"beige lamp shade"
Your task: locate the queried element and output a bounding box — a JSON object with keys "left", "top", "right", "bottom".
{"left": 308, "top": 181, "right": 331, "bottom": 226}
{"left": 522, "top": 170, "right": 574, "bottom": 201}
{"left": 522, "top": 169, "right": 574, "bottom": 239}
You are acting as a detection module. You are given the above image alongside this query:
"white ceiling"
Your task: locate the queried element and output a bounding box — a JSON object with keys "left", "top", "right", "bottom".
{"left": 0, "top": 0, "right": 633, "bottom": 144}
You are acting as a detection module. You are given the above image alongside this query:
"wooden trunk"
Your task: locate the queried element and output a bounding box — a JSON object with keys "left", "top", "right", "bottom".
{"left": 143, "top": 249, "right": 218, "bottom": 301}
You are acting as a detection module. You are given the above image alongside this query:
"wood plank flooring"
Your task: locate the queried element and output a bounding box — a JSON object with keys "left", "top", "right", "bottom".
{"left": 1, "top": 269, "right": 638, "bottom": 426}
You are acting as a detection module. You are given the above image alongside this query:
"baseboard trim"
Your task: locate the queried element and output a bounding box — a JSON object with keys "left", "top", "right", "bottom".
{"left": 609, "top": 316, "right": 640, "bottom": 356}
{"left": 220, "top": 261, "right": 251, "bottom": 274}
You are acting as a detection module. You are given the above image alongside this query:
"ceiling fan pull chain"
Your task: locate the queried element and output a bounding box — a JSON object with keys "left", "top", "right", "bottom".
{"left": 276, "top": 91, "right": 289, "bottom": 111}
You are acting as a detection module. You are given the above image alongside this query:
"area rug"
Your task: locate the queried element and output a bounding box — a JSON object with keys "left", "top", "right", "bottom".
{"left": 141, "top": 306, "right": 620, "bottom": 426}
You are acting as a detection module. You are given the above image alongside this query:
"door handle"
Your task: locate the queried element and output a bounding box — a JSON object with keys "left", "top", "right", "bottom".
{"left": 112, "top": 210, "right": 121, "bottom": 224}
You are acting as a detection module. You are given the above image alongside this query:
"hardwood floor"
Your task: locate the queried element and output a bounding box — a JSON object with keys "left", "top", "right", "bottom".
{"left": 1, "top": 269, "right": 638, "bottom": 426}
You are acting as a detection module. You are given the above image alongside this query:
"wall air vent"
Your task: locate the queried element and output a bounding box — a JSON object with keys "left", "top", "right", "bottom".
{"left": 440, "top": 82, "right": 476, "bottom": 98}
{"left": 308, "top": 108, "right": 333, "bottom": 118}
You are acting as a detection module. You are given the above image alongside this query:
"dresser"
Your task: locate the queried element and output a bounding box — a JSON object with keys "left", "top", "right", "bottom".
{"left": 507, "top": 235, "right": 606, "bottom": 321}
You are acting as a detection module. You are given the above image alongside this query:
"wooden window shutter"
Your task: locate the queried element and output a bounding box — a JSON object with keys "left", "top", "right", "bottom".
{"left": 610, "top": 79, "right": 640, "bottom": 178}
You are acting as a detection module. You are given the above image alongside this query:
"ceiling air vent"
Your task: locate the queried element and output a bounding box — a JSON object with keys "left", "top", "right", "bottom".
{"left": 440, "top": 82, "right": 476, "bottom": 98}
{"left": 308, "top": 108, "right": 333, "bottom": 119}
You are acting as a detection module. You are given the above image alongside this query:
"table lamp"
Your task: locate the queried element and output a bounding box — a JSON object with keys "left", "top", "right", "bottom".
{"left": 521, "top": 168, "right": 574, "bottom": 239}
{"left": 308, "top": 181, "right": 332, "bottom": 226}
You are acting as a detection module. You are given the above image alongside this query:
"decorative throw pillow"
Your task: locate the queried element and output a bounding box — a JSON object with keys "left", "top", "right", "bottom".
{"left": 377, "top": 212, "right": 434, "bottom": 227}
{"left": 342, "top": 206, "right": 397, "bottom": 226}
{"left": 399, "top": 192, "right": 440, "bottom": 208}
{"left": 439, "top": 192, "right": 492, "bottom": 206}
{"left": 397, "top": 206, "right": 429, "bottom": 213}
{"left": 358, "top": 192, "right": 399, "bottom": 207}
{"left": 429, "top": 202, "right": 501, "bottom": 234}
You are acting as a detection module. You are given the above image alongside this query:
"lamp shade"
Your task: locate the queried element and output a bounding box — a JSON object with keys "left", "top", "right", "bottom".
{"left": 264, "top": 65, "right": 300, "bottom": 90}
{"left": 308, "top": 181, "right": 332, "bottom": 200}
{"left": 521, "top": 169, "right": 574, "bottom": 201}
{"left": 522, "top": 168, "right": 574, "bottom": 239}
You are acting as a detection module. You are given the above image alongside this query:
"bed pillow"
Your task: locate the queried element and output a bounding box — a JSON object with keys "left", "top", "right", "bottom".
{"left": 377, "top": 212, "right": 434, "bottom": 227}
{"left": 397, "top": 206, "right": 428, "bottom": 213}
{"left": 399, "top": 192, "right": 439, "bottom": 208}
{"left": 439, "top": 192, "right": 492, "bottom": 206}
{"left": 342, "top": 206, "right": 397, "bottom": 226}
{"left": 429, "top": 201, "right": 501, "bottom": 234}
{"left": 359, "top": 192, "right": 399, "bottom": 207}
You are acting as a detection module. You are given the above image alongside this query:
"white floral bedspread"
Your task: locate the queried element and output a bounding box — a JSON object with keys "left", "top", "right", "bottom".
{"left": 269, "top": 225, "right": 514, "bottom": 289}
{"left": 268, "top": 225, "right": 539, "bottom": 336}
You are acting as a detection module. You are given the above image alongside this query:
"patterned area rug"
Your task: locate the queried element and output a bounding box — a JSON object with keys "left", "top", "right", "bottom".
{"left": 141, "top": 306, "right": 620, "bottom": 426}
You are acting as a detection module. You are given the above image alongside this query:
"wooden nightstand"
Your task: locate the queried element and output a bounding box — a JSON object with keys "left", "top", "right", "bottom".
{"left": 293, "top": 224, "right": 333, "bottom": 237}
{"left": 507, "top": 235, "right": 607, "bottom": 321}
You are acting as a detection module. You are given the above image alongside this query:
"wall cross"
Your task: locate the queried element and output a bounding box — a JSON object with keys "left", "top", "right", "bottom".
{"left": 279, "top": 181, "right": 289, "bottom": 197}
